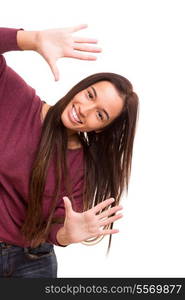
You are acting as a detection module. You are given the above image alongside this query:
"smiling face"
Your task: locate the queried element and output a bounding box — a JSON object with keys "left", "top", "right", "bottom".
{"left": 61, "top": 81, "right": 125, "bottom": 134}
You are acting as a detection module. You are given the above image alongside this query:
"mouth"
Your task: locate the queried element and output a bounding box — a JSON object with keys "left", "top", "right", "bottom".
{"left": 69, "top": 105, "right": 83, "bottom": 124}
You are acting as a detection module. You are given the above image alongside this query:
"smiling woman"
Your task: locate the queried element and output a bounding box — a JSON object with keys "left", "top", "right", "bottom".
{"left": 0, "top": 25, "right": 139, "bottom": 278}
{"left": 42, "top": 80, "right": 125, "bottom": 139}
{"left": 25, "top": 70, "right": 139, "bottom": 249}
{"left": 61, "top": 81, "right": 124, "bottom": 134}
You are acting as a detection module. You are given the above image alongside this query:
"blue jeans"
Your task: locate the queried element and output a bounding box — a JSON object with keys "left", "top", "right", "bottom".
{"left": 0, "top": 242, "right": 58, "bottom": 278}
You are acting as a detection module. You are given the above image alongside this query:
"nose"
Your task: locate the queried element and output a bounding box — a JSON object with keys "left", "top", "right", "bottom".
{"left": 79, "top": 103, "right": 96, "bottom": 118}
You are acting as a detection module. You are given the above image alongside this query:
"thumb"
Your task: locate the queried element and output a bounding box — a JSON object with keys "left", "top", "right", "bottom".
{"left": 47, "top": 58, "right": 60, "bottom": 81}
{"left": 63, "top": 196, "right": 73, "bottom": 215}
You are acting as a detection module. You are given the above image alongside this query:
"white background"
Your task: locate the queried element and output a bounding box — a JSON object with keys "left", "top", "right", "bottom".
{"left": 1, "top": 0, "right": 185, "bottom": 277}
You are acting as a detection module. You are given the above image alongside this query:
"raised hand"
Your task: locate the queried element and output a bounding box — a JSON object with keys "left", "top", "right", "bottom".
{"left": 35, "top": 24, "right": 102, "bottom": 81}
{"left": 57, "top": 197, "right": 123, "bottom": 245}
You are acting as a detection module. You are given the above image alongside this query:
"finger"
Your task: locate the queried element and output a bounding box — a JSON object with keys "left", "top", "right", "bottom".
{"left": 100, "top": 228, "right": 120, "bottom": 236}
{"left": 73, "top": 37, "right": 98, "bottom": 44}
{"left": 94, "top": 198, "right": 115, "bottom": 214}
{"left": 98, "top": 205, "right": 123, "bottom": 220}
{"left": 68, "top": 24, "right": 88, "bottom": 33}
{"left": 99, "top": 213, "right": 123, "bottom": 227}
{"left": 71, "top": 52, "right": 97, "bottom": 61}
{"left": 73, "top": 43, "right": 102, "bottom": 53}
{"left": 47, "top": 58, "right": 60, "bottom": 81}
{"left": 63, "top": 197, "right": 73, "bottom": 215}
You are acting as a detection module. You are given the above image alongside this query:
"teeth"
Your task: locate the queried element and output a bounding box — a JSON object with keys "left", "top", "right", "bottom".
{"left": 72, "top": 106, "right": 82, "bottom": 123}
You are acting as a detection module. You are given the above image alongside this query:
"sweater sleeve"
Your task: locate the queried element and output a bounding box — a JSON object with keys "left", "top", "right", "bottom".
{"left": 46, "top": 198, "right": 66, "bottom": 247}
{"left": 47, "top": 149, "right": 85, "bottom": 247}
{"left": 0, "top": 27, "right": 24, "bottom": 55}
{"left": 0, "top": 27, "right": 41, "bottom": 124}
{"left": 0, "top": 27, "right": 24, "bottom": 84}
{"left": 47, "top": 174, "right": 84, "bottom": 247}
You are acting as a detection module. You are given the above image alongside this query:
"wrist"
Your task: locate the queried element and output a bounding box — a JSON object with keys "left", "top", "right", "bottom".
{"left": 17, "top": 30, "right": 39, "bottom": 51}
{"left": 56, "top": 226, "right": 71, "bottom": 246}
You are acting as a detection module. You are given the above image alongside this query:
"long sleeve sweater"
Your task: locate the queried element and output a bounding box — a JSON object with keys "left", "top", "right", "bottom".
{"left": 0, "top": 27, "right": 84, "bottom": 247}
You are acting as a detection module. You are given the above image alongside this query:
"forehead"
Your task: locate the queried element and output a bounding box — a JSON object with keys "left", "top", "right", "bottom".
{"left": 92, "top": 81, "right": 124, "bottom": 119}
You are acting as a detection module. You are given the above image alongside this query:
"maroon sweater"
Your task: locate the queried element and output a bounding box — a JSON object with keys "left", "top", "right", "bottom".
{"left": 0, "top": 28, "right": 84, "bottom": 247}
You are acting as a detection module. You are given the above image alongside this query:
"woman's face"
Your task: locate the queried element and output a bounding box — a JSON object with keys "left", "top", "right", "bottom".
{"left": 61, "top": 81, "right": 124, "bottom": 133}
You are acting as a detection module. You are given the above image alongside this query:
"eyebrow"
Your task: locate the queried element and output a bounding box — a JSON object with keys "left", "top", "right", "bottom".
{"left": 91, "top": 86, "right": 110, "bottom": 121}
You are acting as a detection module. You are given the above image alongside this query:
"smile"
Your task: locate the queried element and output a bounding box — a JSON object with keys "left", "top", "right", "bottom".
{"left": 69, "top": 105, "right": 82, "bottom": 124}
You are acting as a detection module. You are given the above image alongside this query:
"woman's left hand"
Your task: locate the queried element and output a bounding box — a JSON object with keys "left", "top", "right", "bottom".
{"left": 56, "top": 197, "right": 123, "bottom": 245}
{"left": 35, "top": 24, "right": 102, "bottom": 81}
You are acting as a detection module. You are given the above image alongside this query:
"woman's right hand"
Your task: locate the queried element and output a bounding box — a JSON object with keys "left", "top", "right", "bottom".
{"left": 56, "top": 197, "right": 123, "bottom": 246}
{"left": 17, "top": 24, "right": 101, "bottom": 81}
{"left": 35, "top": 24, "right": 101, "bottom": 81}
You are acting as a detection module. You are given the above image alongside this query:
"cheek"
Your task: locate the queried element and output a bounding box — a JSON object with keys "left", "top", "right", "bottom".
{"left": 79, "top": 118, "right": 98, "bottom": 132}
{"left": 86, "top": 115, "right": 100, "bottom": 127}
{"left": 73, "top": 94, "right": 84, "bottom": 103}
{"left": 61, "top": 107, "right": 68, "bottom": 122}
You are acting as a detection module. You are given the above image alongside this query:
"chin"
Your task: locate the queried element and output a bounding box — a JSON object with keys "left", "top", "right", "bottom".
{"left": 61, "top": 107, "right": 81, "bottom": 131}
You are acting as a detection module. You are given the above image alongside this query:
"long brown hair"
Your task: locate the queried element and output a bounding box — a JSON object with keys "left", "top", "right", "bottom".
{"left": 21, "top": 72, "right": 139, "bottom": 253}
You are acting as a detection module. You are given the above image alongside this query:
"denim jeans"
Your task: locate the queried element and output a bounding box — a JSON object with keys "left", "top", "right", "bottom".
{"left": 0, "top": 242, "right": 58, "bottom": 278}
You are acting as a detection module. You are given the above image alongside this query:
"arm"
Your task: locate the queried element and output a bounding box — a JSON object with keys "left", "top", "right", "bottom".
{"left": 47, "top": 150, "right": 85, "bottom": 247}
{"left": 0, "top": 27, "right": 39, "bottom": 114}
{"left": 1, "top": 25, "right": 101, "bottom": 84}
{"left": 1, "top": 25, "right": 101, "bottom": 81}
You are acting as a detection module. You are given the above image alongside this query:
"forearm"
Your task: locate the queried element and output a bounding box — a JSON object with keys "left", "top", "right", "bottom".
{"left": 16, "top": 30, "right": 38, "bottom": 51}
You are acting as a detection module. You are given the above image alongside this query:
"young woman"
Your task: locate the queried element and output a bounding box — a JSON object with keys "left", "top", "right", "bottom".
{"left": 0, "top": 24, "right": 139, "bottom": 278}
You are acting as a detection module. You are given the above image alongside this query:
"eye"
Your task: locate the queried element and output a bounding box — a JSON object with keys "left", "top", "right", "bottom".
{"left": 97, "top": 111, "right": 104, "bottom": 121}
{"left": 87, "top": 90, "right": 93, "bottom": 99}
{"left": 86, "top": 89, "right": 104, "bottom": 121}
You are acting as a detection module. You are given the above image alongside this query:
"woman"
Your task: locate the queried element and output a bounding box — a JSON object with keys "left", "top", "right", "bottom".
{"left": 0, "top": 24, "right": 139, "bottom": 277}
